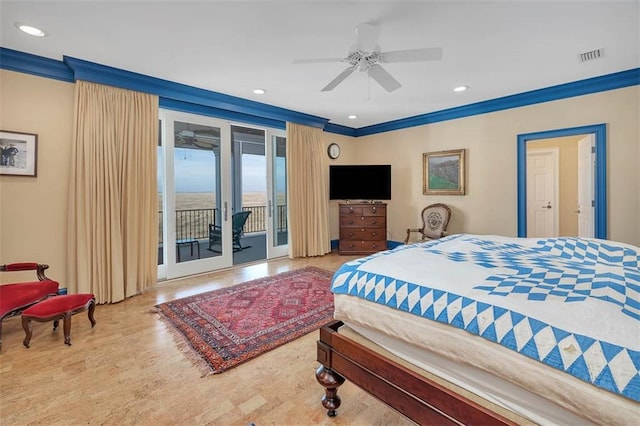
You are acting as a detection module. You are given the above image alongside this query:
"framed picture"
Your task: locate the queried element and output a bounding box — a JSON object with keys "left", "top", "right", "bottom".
{"left": 423, "top": 149, "right": 466, "bottom": 195}
{"left": 0, "top": 130, "right": 38, "bottom": 177}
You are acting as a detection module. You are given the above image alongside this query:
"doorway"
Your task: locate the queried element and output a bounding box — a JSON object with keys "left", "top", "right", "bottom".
{"left": 157, "top": 111, "right": 288, "bottom": 280}
{"left": 517, "top": 123, "right": 607, "bottom": 239}
{"left": 526, "top": 148, "right": 559, "bottom": 237}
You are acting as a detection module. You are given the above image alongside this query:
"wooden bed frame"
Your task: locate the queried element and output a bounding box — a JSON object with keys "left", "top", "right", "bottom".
{"left": 315, "top": 320, "right": 517, "bottom": 425}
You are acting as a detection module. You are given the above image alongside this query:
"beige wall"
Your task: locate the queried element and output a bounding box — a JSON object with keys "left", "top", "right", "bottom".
{"left": 1, "top": 70, "right": 638, "bottom": 287}
{"left": 528, "top": 136, "right": 580, "bottom": 236}
{"left": 0, "top": 70, "right": 75, "bottom": 284}
{"left": 326, "top": 86, "right": 639, "bottom": 247}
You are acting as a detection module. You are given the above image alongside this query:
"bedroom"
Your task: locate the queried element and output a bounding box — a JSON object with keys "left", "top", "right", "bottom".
{"left": 1, "top": 1, "right": 639, "bottom": 424}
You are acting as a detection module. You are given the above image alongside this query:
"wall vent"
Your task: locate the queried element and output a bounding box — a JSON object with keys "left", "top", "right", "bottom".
{"left": 579, "top": 48, "right": 603, "bottom": 62}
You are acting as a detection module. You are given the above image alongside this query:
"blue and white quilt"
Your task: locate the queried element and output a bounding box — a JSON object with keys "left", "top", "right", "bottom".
{"left": 331, "top": 234, "right": 640, "bottom": 401}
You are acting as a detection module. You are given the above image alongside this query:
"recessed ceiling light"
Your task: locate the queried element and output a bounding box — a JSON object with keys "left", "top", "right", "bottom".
{"left": 453, "top": 85, "right": 468, "bottom": 92}
{"left": 252, "top": 88, "right": 266, "bottom": 95}
{"left": 16, "top": 23, "right": 46, "bottom": 37}
{"left": 348, "top": 115, "right": 358, "bottom": 119}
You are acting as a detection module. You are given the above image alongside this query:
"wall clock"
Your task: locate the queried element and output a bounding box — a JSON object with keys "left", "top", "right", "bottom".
{"left": 327, "top": 143, "right": 340, "bottom": 159}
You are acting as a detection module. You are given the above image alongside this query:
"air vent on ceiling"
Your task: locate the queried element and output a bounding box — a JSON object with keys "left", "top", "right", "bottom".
{"left": 579, "top": 48, "right": 603, "bottom": 62}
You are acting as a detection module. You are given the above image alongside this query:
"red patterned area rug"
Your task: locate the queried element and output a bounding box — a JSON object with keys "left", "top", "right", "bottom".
{"left": 155, "top": 266, "right": 335, "bottom": 375}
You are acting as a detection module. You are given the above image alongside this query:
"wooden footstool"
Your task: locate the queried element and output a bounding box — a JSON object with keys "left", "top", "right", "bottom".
{"left": 21, "top": 293, "right": 96, "bottom": 347}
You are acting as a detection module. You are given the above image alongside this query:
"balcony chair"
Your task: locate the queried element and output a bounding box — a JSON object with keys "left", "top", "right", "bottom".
{"left": 404, "top": 203, "right": 452, "bottom": 244}
{"left": 0, "top": 262, "right": 59, "bottom": 350}
{"left": 208, "top": 211, "right": 252, "bottom": 253}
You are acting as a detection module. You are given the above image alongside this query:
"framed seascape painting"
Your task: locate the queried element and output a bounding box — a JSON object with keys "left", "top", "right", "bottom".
{"left": 423, "top": 149, "right": 465, "bottom": 195}
{"left": 0, "top": 130, "right": 38, "bottom": 177}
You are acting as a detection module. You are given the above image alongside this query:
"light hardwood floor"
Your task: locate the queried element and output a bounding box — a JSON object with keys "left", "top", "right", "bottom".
{"left": 0, "top": 253, "right": 414, "bottom": 425}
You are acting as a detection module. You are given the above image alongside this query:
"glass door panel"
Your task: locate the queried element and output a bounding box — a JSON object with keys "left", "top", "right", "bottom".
{"left": 267, "top": 131, "right": 288, "bottom": 258}
{"left": 157, "top": 118, "right": 165, "bottom": 279}
{"left": 160, "top": 110, "right": 232, "bottom": 279}
{"left": 231, "top": 125, "right": 267, "bottom": 266}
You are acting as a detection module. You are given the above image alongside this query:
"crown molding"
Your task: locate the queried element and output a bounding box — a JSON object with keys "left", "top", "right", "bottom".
{"left": 2, "top": 48, "right": 637, "bottom": 137}
{"left": 356, "top": 68, "right": 639, "bottom": 137}
{"left": 0, "top": 47, "right": 73, "bottom": 82}
{"left": 62, "top": 56, "right": 329, "bottom": 129}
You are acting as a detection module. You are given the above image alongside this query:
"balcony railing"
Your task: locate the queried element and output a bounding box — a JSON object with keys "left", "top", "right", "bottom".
{"left": 158, "top": 205, "right": 286, "bottom": 243}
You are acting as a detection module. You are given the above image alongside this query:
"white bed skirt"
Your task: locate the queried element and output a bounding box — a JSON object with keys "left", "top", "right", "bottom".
{"left": 334, "top": 293, "right": 638, "bottom": 426}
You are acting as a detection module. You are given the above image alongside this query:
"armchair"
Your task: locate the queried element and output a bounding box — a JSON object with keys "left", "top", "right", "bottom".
{"left": 208, "top": 211, "right": 252, "bottom": 253}
{"left": 0, "top": 263, "right": 59, "bottom": 349}
{"left": 404, "top": 203, "right": 452, "bottom": 244}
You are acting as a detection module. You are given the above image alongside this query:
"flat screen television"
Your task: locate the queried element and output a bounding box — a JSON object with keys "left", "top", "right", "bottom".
{"left": 329, "top": 164, "right": 391, "bottom": 201}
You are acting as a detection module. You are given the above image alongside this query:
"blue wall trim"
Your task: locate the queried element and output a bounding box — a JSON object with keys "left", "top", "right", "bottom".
{"left": 62, "top": 56, "right": 330, "bottom": 129}
{"left": 357, "top": 69, "right": 639, "bottom": 137}
{"left": 0, "top": 47, "right": 73, "bottom": 82}
{"left": 1, "top": 48, "right": 637, "bottom": 137}
{"left": 517, "top": 123, "right": 607, "bottom": 239}
{"left": 324, "top": 122, "right": 357, "bottom": 137}
{"left": 160, "top": 98, "right": 286, "bottom": 130}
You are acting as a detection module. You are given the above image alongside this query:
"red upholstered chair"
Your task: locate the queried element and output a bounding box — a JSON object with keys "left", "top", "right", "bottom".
{"left": 0, "top": 263, "right": 59, "bottom": 349}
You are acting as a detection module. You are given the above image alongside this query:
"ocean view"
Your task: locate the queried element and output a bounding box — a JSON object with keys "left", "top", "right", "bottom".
{"left": 158, "top": 191, "right": 268, "bottom": 211}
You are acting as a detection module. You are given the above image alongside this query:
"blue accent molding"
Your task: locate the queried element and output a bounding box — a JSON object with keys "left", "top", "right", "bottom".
{"left": 356, "top": 69, "right": 639, "bottom": 137}
{"left": 517, "top": 124, "right": 607, "bottom": 239}
{"left": 1, "top": 48, "right": 638, "bottom": 137}
{"left": 387, "top": 241, "right": 403, "bottom": 250}
{"left": 62, "top": 56, "right": 330, "bottom": 129}
{"left": 324, "top": 122, "right": 357, "bottom": 137}
{"left": 160, "top": 98, "right": 285, "bottom": 130}
{"left": 0, "top": 47, "right": 73, "bottom": 82}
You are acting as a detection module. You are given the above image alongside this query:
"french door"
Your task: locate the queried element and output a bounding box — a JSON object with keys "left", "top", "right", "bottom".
{"left": 158, "top": 110, "right": 232, "bottom": 280}
{"left": 267, "top": 131, "right": 288, "bottom": 258}
{"left": 158, "top": 110, "right": 288, "bottom": 280}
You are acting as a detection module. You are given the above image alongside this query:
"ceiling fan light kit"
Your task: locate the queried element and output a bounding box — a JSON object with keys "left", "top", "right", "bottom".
{"left": 294, "top": 23, "right": 443, "bottom": 93}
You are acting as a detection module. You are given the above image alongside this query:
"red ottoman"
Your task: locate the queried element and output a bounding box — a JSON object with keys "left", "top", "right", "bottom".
{"left": 21, "top": 294, "right": 96, "bottom": 347}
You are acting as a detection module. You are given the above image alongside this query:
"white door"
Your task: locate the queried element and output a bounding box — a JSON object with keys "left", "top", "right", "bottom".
{"left": 577, "top": 135, "right": 595, "bottom": 238}
{"left": 159, "top": 110, "right": 233, "bottom": 280}
{"left": 266, "top": 130, "right": 288, "bottom": 258}
{"left": 527, "top": 148, "right": 558, "bottom": 237}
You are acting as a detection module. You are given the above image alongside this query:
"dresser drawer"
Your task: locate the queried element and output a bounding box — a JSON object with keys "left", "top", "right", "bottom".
{"left": 339, "top": 239, "right": 387, "bottom": 254}
{"left": 340, "top": 227, "right": 385, "bottom": 241}
{"left": 340, "top": 215, "right": 384, "bottom": 227}
{"left": 339, "top": 204, "right": 386, "bottom": 217}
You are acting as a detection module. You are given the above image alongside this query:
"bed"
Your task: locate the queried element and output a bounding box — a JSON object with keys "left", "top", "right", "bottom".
{"left": 316, "top": 234, "right": 639, "bottom": 425}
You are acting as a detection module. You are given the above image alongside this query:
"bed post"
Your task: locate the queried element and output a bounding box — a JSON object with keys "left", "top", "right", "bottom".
{"left": 316, "top": 320, "right": 346, "bottom": 417}
{"left": 315, "top": 365, "right": 345, "bottom": 417}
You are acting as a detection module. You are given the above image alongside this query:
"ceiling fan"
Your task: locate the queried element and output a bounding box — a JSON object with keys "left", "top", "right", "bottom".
{"left": 293, "top": 23, "right": 442, "bottom": 93}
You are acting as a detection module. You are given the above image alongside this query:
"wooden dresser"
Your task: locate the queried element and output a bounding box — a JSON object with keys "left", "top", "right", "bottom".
{"left": 338, "top": 203, "right": 387, "bottom": 255}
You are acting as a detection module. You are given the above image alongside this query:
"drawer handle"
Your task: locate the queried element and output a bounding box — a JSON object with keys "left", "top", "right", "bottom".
{"left": 349, "top": 232, "right": 354, "bottom": 237}
{"left": 372, "top": 244, "right": 377, "bottom": 248}
{"left": 372, "top": 206, "right": 377, "bottom": 212}
{"left": 371, "top": 232, "right": 376, "bottom": 236}
{"left": 372, "top": 220, "right": 377, "bottom": 225}
{"left": 361, "top": 216, "right": 365, "bottom": 220}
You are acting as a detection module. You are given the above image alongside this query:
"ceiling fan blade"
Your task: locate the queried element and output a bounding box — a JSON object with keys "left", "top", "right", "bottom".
{"left": 368, "top": 64, "right": 401, "bottom": 92}
{"left": 355, "top": 23, "right": 380, "bottom": 52}
{"left": 381, "top": 47, "right": 443, "bottom": 63}
{"left": 292, "top": 58, "right": 344, "bottom": 64}
{"left": 321, "top": 65, "right": 357, "bottom": 92}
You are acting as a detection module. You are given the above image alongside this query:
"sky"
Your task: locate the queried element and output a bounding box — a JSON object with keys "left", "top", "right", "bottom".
{"left": 158, "top": 148, "right": 284, "bottom": 193}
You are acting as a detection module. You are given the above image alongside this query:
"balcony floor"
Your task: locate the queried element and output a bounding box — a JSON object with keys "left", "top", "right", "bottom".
{"left": 160, "top": 233, "right": 288, "bottom": 267}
